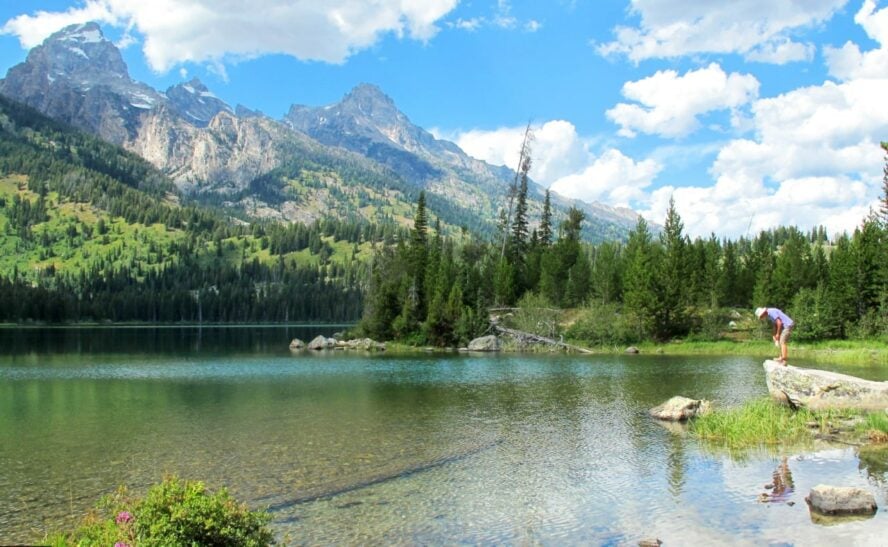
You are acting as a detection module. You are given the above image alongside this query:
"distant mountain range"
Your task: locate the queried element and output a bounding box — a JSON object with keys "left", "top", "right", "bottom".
{"left": 0, "top": 22, "right": 641, "bottom": 240}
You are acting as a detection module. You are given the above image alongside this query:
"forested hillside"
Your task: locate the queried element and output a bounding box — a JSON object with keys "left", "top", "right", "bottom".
{"left": 359, "top": 146, "right": 888, "bottom": 346}
{"left": 0, "top": 95, "right": 394, "bottom": 323}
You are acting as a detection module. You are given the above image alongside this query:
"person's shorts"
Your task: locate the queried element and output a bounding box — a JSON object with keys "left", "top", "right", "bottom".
{"left": 780, "top": 326, "right": 793, "bottom": 344}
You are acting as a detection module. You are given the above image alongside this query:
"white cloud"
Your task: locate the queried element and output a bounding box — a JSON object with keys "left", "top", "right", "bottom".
{"left": 447, "top": 0, "right": 539, "bottom": 33}
{"left": 456, "top": 120, "right": 592, "bottom": 184}
{"left": 550, "top": 149, "right": 662, "bottom": 207}
{"left": 1, "top": 0, "right": 458, "bottom": 71}
{"left": 606, "top": 63, "right": 759, "bottom": 138}
{"left": 745, "top": 38, "right": 815, "bottom": 64}
{"left": 597, "top": 0, "right": 846, "bottom": 64}
{"left": 643, "top": 78, "right": 888, "bottom": 238}
{"left": 454, "top": 120, "right": 660, "bottom": 207}
{"left": 824, "top": 0, "right": 888, "bottom": 80}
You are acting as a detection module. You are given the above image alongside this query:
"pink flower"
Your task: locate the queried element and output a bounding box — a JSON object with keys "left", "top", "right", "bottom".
{"left": 114, "top": 543, "right": 129, "bottom": 547}
{"left": 115, "top": 511, "right": 133, "bottom": 525}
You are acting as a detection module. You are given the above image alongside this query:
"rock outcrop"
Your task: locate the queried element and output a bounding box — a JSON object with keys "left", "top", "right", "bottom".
{"left": 301, "top": 336, "right": 385, "bottom": 351}
{"left": 289, "top": 338, "right": 305, "bottom": 350}
{"left": 806, "top": 485, "right": 878, "bottom": 515}
{"left": 335, "top": 338, "right": 386, "bottom": 351}
{"left": 467, "top": 335, "right": 501, "bottom": 352}
{"left": 763, "top": 360, "right": 888, "bottom": 410}
{"left": 649, "top": 396, "right": 712, "bottom": 421}
{"left": 307, "top": 335, "right": 336, "bottom": 350}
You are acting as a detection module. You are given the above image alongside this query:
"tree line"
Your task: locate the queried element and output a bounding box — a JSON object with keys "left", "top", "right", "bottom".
{"left": 359, "top": 144, "right": 888, "bottom": 345}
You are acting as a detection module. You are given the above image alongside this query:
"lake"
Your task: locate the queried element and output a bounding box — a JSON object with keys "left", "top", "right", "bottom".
{"left": 1, "top": 327, "right": 887, "bottom": 545}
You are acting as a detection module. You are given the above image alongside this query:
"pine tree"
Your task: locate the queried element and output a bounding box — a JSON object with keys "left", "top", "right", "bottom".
{"left": 539, "top": 189, "right": 553, "bottom": 246}
{"left": 826, "top": 235, "right": 857, "bottom": 337}
{"left": 499, "top": 124, "right": 533, "bottom": 260}
{"left": 408, "top": 192, "right": 429, "bottom": 322}
{"left": 880, "top": 141, "right": 888, "bottom": 227}
{"left": 656, "top": 197, "right": 689, "bottom": 338}
{"left": 622, "top": 216, "right": 658, "bottom": 339}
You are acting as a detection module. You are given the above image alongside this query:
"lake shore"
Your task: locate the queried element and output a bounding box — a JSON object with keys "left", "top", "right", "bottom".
{"left": 620, "top": 339, "right": 888, "bottom": 367}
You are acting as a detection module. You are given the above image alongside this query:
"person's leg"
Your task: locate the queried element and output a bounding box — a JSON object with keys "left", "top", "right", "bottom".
{"left": 779, "top": 327, "right": 792, "bottom": 363}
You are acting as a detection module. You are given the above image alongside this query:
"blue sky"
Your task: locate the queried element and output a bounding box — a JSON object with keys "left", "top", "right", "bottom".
{"left": 1, "top": 1, "right": 886, "bottom": 238}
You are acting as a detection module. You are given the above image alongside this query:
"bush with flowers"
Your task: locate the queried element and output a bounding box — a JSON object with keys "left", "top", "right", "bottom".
{"left": 46, "top": 475, "right": 273, "bottom": 546}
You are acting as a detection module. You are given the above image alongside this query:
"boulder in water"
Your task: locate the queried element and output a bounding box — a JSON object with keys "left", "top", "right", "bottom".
{"left": 806, "top": 485, "right": 877, "bottom": 515}
{"left": 467, "top": 335, "right": 500, "bottom": 352}
{"left": 649, "top": 396, "right": 712, "bottom": 421}
{"left": 307, "top": 335, "right": 337, "bottom": 350}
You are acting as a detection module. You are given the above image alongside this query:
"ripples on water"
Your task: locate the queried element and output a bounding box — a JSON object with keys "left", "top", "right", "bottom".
{"left": 0, "top": 328, "right": 886, "bottom": 545}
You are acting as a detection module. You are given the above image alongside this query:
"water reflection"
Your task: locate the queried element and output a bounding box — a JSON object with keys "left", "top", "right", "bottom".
{"left": 0, "top": 334, "right": 887, "bottom": 545}
{"left": 761, "top": 457, "right": 794, "bottom": 503}
{"left": 0, "top": 325, "right": 344, "bottom": 356}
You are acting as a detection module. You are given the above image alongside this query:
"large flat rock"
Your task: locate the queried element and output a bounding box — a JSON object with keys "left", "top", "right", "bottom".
{"left": 764, "top": 360, "right": 888, "bottom": 410}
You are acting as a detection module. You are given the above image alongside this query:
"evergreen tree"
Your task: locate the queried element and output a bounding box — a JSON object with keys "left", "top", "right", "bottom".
{"left": 826, "top": 235, "right": 857, "bottom": 337}
{"left": 880, "top": 142, "right": 888, "bottom": 227}
{"left": 622, "top": 217, "right": 658, "bottom": 339}
{"left": 772, "top": 227, "right": 814, "bottom": 308}
{"left": 590, "top": 241, "right": 622, "bottom": 304}
{"left": 656, "top": 197, "right": 689, "bottom": 338}
{"left": 539, "top": 189, "right": 553, "bottom": 246}
{"left": 408, "top": 191, "right": 429, "bottom": 322}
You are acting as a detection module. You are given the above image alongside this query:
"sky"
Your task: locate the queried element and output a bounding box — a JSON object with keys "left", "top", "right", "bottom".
{"left": 0, "top": 1, "right": 886, "bottom": 239}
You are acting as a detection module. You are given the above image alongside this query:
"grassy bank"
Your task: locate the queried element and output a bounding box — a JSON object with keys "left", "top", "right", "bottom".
{"left": 690, "top": 397, "right": 888, "bottom": 449}
{"left": 580, "top": 339, "right": 888, "bottom": 367}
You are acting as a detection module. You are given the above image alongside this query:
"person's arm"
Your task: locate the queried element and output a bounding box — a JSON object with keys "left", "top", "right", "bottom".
{"left": 774, "top": 317, "right": 783, "bottom": 340}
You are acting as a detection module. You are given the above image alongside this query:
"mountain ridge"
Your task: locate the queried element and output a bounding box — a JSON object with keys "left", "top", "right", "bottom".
{"left": 0, "top": 22, "right": 643, "bottom": 241}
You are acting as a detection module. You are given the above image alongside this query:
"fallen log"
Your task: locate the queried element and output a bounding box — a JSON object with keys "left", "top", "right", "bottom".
{"left": 493, "top": 325, "right": 593, "bottom": 354}
{"left": 763, "top": 360, "right": 888, "bottom": 410}
{"left": 262, "top": 440, "right": 501, "bottom": 511}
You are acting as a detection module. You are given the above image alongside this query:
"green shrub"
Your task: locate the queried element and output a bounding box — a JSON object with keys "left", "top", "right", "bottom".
{"left": 789, "top": 286, "right": 838, "bottom": 341}
{"left": 47, "top": 476, "right": 273, "bottom": 546}
{"left": 687, "top": 307, "right": 733, "bottom": 342}
{"left": 849, "top": 308, "right": 888, "bottom": 342}
{"left": 506, "top": 292, "right": 562, "bottom": 338}
{"left": 565, "top": 301, "right": 643, "bottom": 345}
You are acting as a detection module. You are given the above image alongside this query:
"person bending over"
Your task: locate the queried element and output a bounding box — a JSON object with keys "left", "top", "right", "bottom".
{"left": 756, "top": 307, "right": 794, "bottom": 365}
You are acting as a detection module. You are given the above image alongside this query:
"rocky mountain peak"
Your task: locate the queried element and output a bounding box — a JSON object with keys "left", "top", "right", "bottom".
{"left": 340, "top": 83, "right": 399, "bottom": 118}
{"left": 165, "top": 77, "right": 232, "bottom": 127}
{"left": 33, "top": 22, "right": 129, "bottom": 83}
{"left": 0, "top": 22, "right": 163, "bottom": 143}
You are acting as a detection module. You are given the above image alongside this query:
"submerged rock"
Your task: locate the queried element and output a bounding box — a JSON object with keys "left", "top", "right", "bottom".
{"left": 288, "top": 338, "right": 305, "bottom": 351}
{"left": 764, "top": 360, "right": 888, "bottom": 410}
{"left": 649, "top": 396, "right": 712, "bottom": 421}
{"left": 467, "top": 335, "right": 500, "bottom": 352}
{"left": 806, "top": 485, "right": 877, "bottom": 515}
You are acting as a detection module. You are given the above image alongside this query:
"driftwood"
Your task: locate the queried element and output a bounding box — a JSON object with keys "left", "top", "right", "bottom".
{"left": 763, "top": 360, "right": 888, "bottom": 410}
{"left": 493, "top": 325, "right": 593, "bottom": 354}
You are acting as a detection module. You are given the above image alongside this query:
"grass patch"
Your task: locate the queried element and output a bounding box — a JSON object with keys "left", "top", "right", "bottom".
{"left": 859, "top": 412, "right": 888, "bottom": 443}
{"left": 691, "top": 397, "right": 888, "bottom": 450}
{"left": 604, "top": 339, "right": 888, "bottom": 367}
{"left": 690, "top": 398, "right": 819, "bottom": 449}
